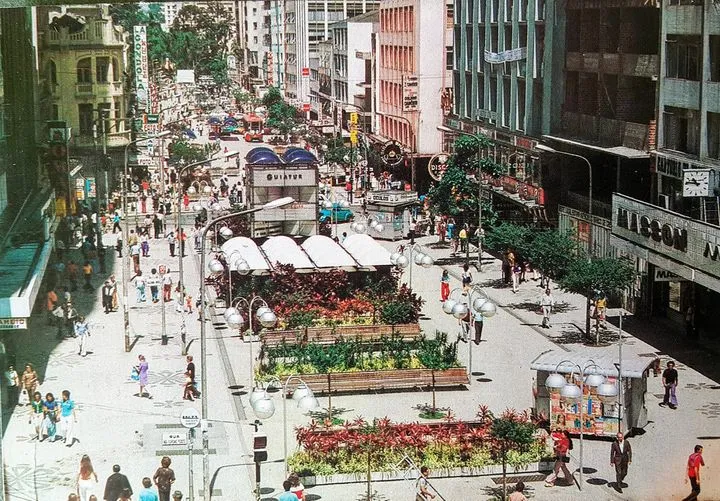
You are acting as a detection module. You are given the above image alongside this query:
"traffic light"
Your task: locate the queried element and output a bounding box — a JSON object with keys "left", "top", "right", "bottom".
{"left": 253, "top": 432, "right": 268, "bottom": 462}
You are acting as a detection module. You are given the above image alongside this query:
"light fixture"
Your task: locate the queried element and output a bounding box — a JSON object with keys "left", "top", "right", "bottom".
{"left": 292, "top": 383, "right": 313, "bottom": 402}
{"left": 208, "top": 259, "right": 224, "bottom": 274}
{"left": 479, "top": 301, "right": 497, "bottom": 318}
{"left": 192, "top": 203, "right": 203, "bottom": 213}
{"left": 220, "top": 226, "right": 234, "bottom": 239}
{"left": 389, "top": 252, "right": 401, "bottom": 265}
{"left": 451, "top": 302, "right": 469, "bottom": 320}
{"left": 395, "top": 255, "right": 409, "bottom": 268}
{"left": 596, "top": 381, "right": 619, "bottom": 403}
{"left": 560, "top": 382, "right": 583, "bottom": 401}
{"left": 420, "top": 254, "right": 434, "bottom": 268}
{"left": 226, "top": 312, "right": 243, "bottom": 329}
{"left": 258, "top": 310, "right": 277, "bottom": 328}
{"left": 203, "top": 185, "right": 213, "bottom": 194}
{"left": 472, "top": 297, "right": 487, "bottom": 312}
{"left": 236, "top": 260, "right": 251, "bottom": 275}
{"left": 545, "top": 372, "right": 567, "bottom": 393}
{"left": 375, "top": 224, "right": 384, "bottom": 233}
{"left": 413, "top": 252, "right": 425, "bottom": 265}
{"left": 253, "top": 395, "right": 276, "bottom": 419}
{"left": 249, "top": 387, "right": 269, "bottom": 407}
{"left": 224, "top": 307, "right": 240, "bottom": 321}
{"left": 584, "top": 373, "right": 606, "bottom": 388}
{"left": 297, "top": 393, "right": 320, "bottom": 412}
{"left": 188, "top": 186, "right": 197, "bottom": 195}
{"left": 354, "top": 223, "right": 366, "bottom": 233}
{"left": 323, "top": 200, "right": 333, "bottom": 210}
{"left": 255, "top": 306, "right": 271, "bottom": 318}
{"left": 442, "top": 299, "right": 458, "bottom": 315}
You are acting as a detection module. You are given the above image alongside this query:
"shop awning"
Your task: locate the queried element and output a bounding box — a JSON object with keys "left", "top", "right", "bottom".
{"left": 342, "top": 234, "right": 393, "bottom": 267}
{"left": 530, "top": 349, "right": 658, "bottom": 379}
{"left": 220, "top": 237, "right": 270, "bottom": 272}
{"left": 542, "top": 135, "right": 650, "bottom": 159}
{"left": 261, "top": 235, "right": 316, "bottom": 270}
{"left": 301, "top": 235, "right": 359, "bottom": 269}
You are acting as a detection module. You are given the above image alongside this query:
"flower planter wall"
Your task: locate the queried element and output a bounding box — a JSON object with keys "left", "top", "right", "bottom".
{"left": 286, "top": 367, "right": 469, "bottom": 395}
{"left": 261, "top": 323, "right": 422, "bottom": 347}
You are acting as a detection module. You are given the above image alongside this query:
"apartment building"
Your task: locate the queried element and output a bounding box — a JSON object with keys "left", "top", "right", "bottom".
{"left": 610, "top": 0, "right": 720, "bottom": 335}
{"left": 266, "top": 0, "right": 285, "bottom": 89}
{"left": 160, "top": 2, "right": 183, "bottom": 32}
{"left": 376, "top": 0, "right": 449, "bottom": 191}
{"left": 238, "top": 0, "right": 267, "bottom": 90}
{"left": 443, "top": 0, "right": 560, "bottom": 224}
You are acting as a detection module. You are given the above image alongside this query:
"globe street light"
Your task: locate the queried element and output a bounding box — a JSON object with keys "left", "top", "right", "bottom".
{"left": 442, "top": 286, "right": 496, "bottom": 383}
{"left": 544, "top": 359, "right": 618, "bottom": 490}
{"left": 198, "top": 196, "right": 294, "bottom": 501}
{"left": 392, "top": 243, "right": 434, "bottom": 291}
{"left": 350, "top": 214, "right": 384, "bottom": 235}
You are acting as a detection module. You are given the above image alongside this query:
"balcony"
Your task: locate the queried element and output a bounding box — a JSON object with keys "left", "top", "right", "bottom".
{"left": 95, "top": 81, "right": 124, "bottom": 96}
{"left": 75, "top": 83, "right": 94, "bottom": 96}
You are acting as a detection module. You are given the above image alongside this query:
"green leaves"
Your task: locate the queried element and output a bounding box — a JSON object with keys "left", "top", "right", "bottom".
{"left": 524, "top": 229, "right": 579, "bottom": 280}
{"left": 484, "top": 222, "right": 533, "bottom": 256}
{"left": 558, "top": 256, "right": 636, "bottom": 297}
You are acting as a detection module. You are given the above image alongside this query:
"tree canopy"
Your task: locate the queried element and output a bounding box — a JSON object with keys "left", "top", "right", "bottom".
{"left": 558, "top": 257, "right": 636, "bottom": 297}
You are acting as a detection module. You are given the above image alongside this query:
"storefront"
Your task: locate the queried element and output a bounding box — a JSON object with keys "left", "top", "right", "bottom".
{"left": 610, "top": 194, "right": 720, "bottom": 334}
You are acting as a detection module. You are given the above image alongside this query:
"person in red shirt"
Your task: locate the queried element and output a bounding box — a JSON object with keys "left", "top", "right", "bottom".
{"left": 685, "top": 444, "right": 705, "bottom": 500}
{"left": 545, "top": 427, "right": 572, "bottom": 487}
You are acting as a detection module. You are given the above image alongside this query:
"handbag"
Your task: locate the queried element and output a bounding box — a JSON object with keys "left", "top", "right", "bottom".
{"left": 18, "top": 389, "right": 29, "bottom": 405}
{"left": 130, "top": 367, "right": 140, "bottom": 381}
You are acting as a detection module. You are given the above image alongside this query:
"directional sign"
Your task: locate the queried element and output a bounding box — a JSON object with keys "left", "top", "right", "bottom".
{"left": 162, "top": 432, "right": 188, "bottom": 446}
{"left": 180, "top": 407, "right": 201, "bottom": 429}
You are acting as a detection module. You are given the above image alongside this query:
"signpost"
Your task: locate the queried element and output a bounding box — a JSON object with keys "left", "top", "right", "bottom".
{"left": 181, "top": 407, "right": 201, "bottom": 501}
{"left": 159, "top": 264, "right": 168, "bottom": 344}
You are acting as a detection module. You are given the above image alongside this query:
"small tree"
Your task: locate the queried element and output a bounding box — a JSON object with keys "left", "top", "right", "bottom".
{"left": 266, "top": 101, "right": 299, "bottom": 142}
{"left": 484, "top": 222, "right": 533, "bottom": 257}
{"left": 525, "top": 229, "right": 579, "bottom": 286}
{"left": 490, "top": 409, "right": 537, "bottom": 500}
{"left": 558, "top": 257, "right": 636, "bottom": 343}
{"left": 415, "top": 332, "right": 457, "bottom": 418}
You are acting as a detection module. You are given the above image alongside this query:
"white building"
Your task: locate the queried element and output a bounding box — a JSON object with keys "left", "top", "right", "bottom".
{"left": 237, "top": 0, "right": 267, "bottom": 90}
{"left": 161, "top": 2, "right": 184, "bottom": 32}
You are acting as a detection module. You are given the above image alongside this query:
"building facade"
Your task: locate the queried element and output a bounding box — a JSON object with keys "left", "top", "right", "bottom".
{"left": 611, "top": 0, "right": 720, "bottom": 335}
{"left": 238, "top": 0, "right": 267, "bottom": 90}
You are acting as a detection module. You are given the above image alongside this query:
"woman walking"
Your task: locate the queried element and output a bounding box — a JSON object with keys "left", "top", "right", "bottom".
{"left": 545, "top": 427, "right": 573, "bottom": 487}
{"left": 21, "top": 363, "right": 39, "bottom": 404}
{"left": 42, "top": 392, "right": 59, "bottom": 442}
{"left": 461, "top": 264, "right": 473, "bottom": 295}
{"left": 76, "top": 454, "right": 98, "bottom": 501}
{"left": 440, "top": 270, "right": 450, "bottom": 302}
{"left": 74, "top": 316, "right": 91, "bottom": 357}
{"left": 135, "top": 355, "right": 150, "bottom": 398}
{"left": 153, "top": 456, "right": 176, "bottom": 501}
{"left": 29, "top": 391, "right": 44, "bottom": 439}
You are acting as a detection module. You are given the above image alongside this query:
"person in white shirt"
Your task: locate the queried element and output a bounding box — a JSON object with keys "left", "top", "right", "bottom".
{"left": 147, "top": 268, "right": 162, "bottom": 303}
{"left": 539, "top": 288, "right": 555, "bottom": 328}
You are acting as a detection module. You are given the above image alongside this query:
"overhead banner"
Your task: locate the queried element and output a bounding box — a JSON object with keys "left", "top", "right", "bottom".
{"left": 484, "top": 47, "right": 527, "bottom": 64}
{"left": 133, "top": 26, "right": 150, "bottom": 112}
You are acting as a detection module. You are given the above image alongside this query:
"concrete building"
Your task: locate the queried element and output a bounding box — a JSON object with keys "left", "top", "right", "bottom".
{"left": 283, "top": 0, "right": 379, "bottom": 104}
{"left": 610, "top": 0, "right": 720, "bottom": 337}
{"left": 267, "top": 0, "right": 286, "bottom": 90}
{"left": 160, "top": 2, "right": 184, "bottom": 32}
{"left": 441, "top": 0, "right": 560, "bottom": 224}
{"left": 376, "top": 0, "right": 450, "bottom": 191}
{"left": 237, "top": 0, "right": 267, "bottom": 91}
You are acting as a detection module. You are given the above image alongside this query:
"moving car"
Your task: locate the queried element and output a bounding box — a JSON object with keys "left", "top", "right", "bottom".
{"left": 319, "top": 205, "right": 354, "bottom": 223}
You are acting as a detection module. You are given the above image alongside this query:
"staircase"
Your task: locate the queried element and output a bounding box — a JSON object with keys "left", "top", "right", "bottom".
{"left": 701, "top": 197, "right": 720, "bottom": 226}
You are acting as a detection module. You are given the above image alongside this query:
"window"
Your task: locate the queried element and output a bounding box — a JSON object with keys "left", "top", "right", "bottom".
{"left": 77, "top": 58, "right": 92, "bottom": 83}
{"left": 663, "top": 106, "right": 700, "bottom": 156}
{"left": 710, "top": 36, "right": 720, "bottom": 82}
{"left": 48, "top": 60, "right": 57, "bottom": 85}
{"left": 708, "top": 112, "right": 720, "bottom": 160}
{"left": 447, "top": 3, "right": 454, "bottom": 27}
{"left": 446, "top": 46, "right": 454, "bottom": 70}
{"left": 78, "top": 104, "right": 94, "bottom": 135}
{"left": 98, "top": 102, "right": 111, "bottom": 133}
{"left": 111, "top": 58, "right": 119, "bottom": 81}
{"left": 253, "top": 36, "right": 258, "bottom": 44}
{"left": 51, "top": 104, "right": 59, "bottom": 121}
{"left": 96, "top": 57, "right": 109, "bottom": 83}
{"left": 666, "top": 35, "right": 700, "bottom": 81}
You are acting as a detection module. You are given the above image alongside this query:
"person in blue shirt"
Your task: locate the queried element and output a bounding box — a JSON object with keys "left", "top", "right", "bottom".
{"left": 277, "top": 480, "right": 297, "bottom": 501}
{"left": 138, "top": 477, "right": 159, "bottom": 501}
{"left": 59, "top": 389, "right": 76, "bottom": 447}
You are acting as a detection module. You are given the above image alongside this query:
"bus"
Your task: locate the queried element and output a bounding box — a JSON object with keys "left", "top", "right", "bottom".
{"left": 243, "top": 114, "right": 264, "bottom": 142}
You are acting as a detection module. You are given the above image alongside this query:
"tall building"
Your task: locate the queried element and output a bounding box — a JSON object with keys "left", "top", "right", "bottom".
{"left": 376, "top": 0, "right": 449, "bottom": 191}
{"left": 610, "top": 0, "right": 720, "bottom": 335}
{"left": 442, "top": 0, "right": 560, "bottom": 224}
{"left": 267, "top": 0, "right": 285, "bottom": 89}
{"left": 238, "top": 0, "right": 267, "bottom": 91}
{"left": 160, "top": 2, "right": 184, "bottom": 32}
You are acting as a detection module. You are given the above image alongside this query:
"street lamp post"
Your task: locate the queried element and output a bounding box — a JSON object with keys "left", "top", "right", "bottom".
{"left": 441, "top": 286, "right": 497, "bottom": 383}
{"left": 198, "top": 197, "right": 294, "bottom": 501}
{"left": 248, "top": 375, "right": 320, "bottom": 475}
{"left": 390, "top": 243, "right": 434, "bottom": 291}
{"left": 223, "top": 295, "right": 277, "bottom": 390}
{"left": 349, "top": 214, "right": 384, "bottom": 236}
{"left": 123, "top": 130, "right": 171, "bottom": 352}
{"left": 544, "top": 360, "right": 619, "bottom": 490}
{"left": 437, "top": 125, "right": 486, "bottom": 272}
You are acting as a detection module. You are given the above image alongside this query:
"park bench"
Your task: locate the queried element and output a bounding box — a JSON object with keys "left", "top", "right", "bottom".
{"left": 261, "top": 323, "right": 422, "bottom": 347}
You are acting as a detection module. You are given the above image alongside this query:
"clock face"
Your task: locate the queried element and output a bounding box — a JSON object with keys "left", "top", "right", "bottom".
{"left": 683, "top": 169, "right": 711, "bottom": 197}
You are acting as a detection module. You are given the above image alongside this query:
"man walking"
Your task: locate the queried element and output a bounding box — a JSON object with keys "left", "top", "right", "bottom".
{"left": 683, "top": 444, "right": 705, "bottom": 501}
{"left": 660, "top": 360, "right": 679, "bottom": 409}
{"left": 539, "top": 288, "right": 555, "bottom": 328}
{"left": 277, "top": 480, "right": 296, "bottom": 501}
{"left": 74, "top": 315, "right": 90, "bottom": 357}
{"left": 104, "top": 464, "right": 132, "bottom": 501}
{"left": 102, "top": 280, "right": 114, "bottom": 314}
{"left": 416, "top": 466, "right": 436, "bottom": 500}
{"left": 610, "top": 432, "right": 632, "bottom": 493}
{"left": 147, "top": 268, "right": 161, "bottom": 303}
{"left": 473, "top": 308, "right": 484, "bottom": 346}
{"left": 138, "top": 477, "right": 159, "bottom": 501}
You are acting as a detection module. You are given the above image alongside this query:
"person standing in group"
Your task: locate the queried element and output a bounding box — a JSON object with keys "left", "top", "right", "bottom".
{"left": 138, "top": 477, "right": 159, "bottom": 501}
{"left": 76, "top": 454, "right": 98, "bottom": 501}
{"left": 166, "top": 230, "right": 176, "bottom": 257}
{"left": 461, "top": 264, "right": 473, "bottom": 295}
{"left": 277, "top": 480, "right": 297, "bottom": 501}
{"left": 660, "top": 360, "right": 678, "bottom": 409}
{"left": 5, "top": 365, "right": 19, "bottom": 407}
{"left": 287, "top": 471, "right": 305, "bottom": 500}
{"left": 458, "top": 224, "right": 468, "bottom": 254}
{"left": 115, "top": 231, "right": 123, "bottom": 258}
{"left": 135, "top": 355, "right": 150, "bottom": 398}
{"left": 59, "top": 389, "right": 77, "bottom": 447}
{"left": 473, "top": 308, "right": 484, "bottom": 346}
{"left": 103, "top": 464, "right": 132, "bottom": 501}
{"left": 109, "top": 275, "right": 119, "bottom": 311}
{"left": 162, "top": 271, "right": 173, "bottom": 302}
{"left": 545, "top": 426, "right": 572, "bottom": 487}
{"left": 440, "top": 270, "right": 450, "bottom": 302}
{"left": 508, "top": 482, "right": 528, "bottom": 501}
{"left": 610, "top": 432, "right": 632, "bottom": 493}
{"left": 152, "top": 456, "right": 176, "bottom": 501}
{"left": 74, "top": 315, "right": 91, "bottom": 357}
{"left": 21, "top": 363, "right": 39, "bottom": 404}
{"left": 67, "top": 260, "right": 79, "bottom": 291}
{"left": 539, "top": 288, "right": 555, "bottom": 329}
{"left": 47, "top": 287, "right": 59, "bottom": 325}
{"left": 101, "top": 280, "right": 114, "bottom": 314}
{"left": 29, "top": 391, "right": 45, "bottom": 439}
{"left": 147, "top": 268, "right": 161, "bottom": 303}
{"left": 140, "top": 232, "right": 150, "bottom": 257}
{"left": 112, "top": 212, "right": 122, "bottom": 233}
{"left": 683, "top": 444, "right": 705, "bottom": 501}
{"left": 81, "top": 261, "right": 93, "bottom": 292}
{"left": 511, "top": 261, "right": 522, "bottom": 293}
{"left": 416, "top": 466, "right": 436, "bottom": 500}
{"left": 185, "top": 355, "right": 199, "bottom": 399}
{"left": 505, "top": 249, "right": 516, "bottom": 285}
{"left": 42, "top": 392, "right": 59, "bottom": 441}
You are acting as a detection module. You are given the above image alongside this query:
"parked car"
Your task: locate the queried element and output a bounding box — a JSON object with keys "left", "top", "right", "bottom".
{"left": 319, "top": 206, "right": 354, "bottom": 223}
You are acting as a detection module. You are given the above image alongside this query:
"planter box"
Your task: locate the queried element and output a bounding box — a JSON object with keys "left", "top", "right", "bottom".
{"left": 278, "top": 367, "right": 469, "bottom": 395}
{"left": 261, "top": 323, "right": 422, "bottom": 347}
{"left": 300, "top": 461, "right": 554, "bottom": 486}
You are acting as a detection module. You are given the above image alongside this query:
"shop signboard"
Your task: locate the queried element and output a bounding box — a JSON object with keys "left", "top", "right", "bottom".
{"left": 548, "top": 377, "right": 620, "bottom": 437}
{"left": 251, "top": 168, "right": 317, "bottom": 187}
{"left": 612, "top": 194, "right": 720, "bottom": 281}
{"left": 381, "top": 141, "right": 404, "bottom": 167}
{"left": 402, "top": 75, "right": 418, "bottom": 112}
{"left": 428, "top": 153, "right": 450, "bottom": 181}
{"left": 133, "top": 26, "right": 150, "bottom": 111}
{"left": 0, "top": 318, "right": 27, "bottom": 330}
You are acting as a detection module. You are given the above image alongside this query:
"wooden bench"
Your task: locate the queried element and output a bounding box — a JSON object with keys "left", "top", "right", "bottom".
{"left": 261, "top": 323, "right": 422, "bottom": 348}
{"left": 282, "top": 367, "right": 469, "bottom": 395}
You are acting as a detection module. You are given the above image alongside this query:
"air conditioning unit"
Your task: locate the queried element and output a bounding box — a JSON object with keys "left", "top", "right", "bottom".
{"left": 658, "top": 194, "right": 670, "bottom": 209}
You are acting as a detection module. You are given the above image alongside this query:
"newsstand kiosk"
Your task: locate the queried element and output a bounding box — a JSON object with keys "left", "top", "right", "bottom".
{"left": 531, "top": 349, "right": 657, "bottom": 435}
{"left": 365, "top": 190, "right": 418, "bottom": 241}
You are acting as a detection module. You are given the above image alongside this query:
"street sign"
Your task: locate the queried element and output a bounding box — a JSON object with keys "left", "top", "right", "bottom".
{"left": 180, "top": 407, "right": 201, "bottom": 429}
{"left": 146, "top": 114, "right": 160, "bottom": 124}
{"left": 302, "top": 103, "right": 310, "bottom": 112}
{"left": 301, "top": 67, "right": 310, "bottom": 77}
{"left": 349, "top": 112, "right": 358, "bottom": 125}
{"left": 350, "top": 129, "right": 358, "bottom": 146}
{"left": 162, "top": 432, "right": 188, "bottom": 446}
{"left": 0, "top": 318, "right": 27, "bottom": 330}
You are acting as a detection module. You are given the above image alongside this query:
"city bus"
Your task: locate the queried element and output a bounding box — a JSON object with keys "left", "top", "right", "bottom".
{"left": 243, "top": 114, "right": 264, "bottom": 142}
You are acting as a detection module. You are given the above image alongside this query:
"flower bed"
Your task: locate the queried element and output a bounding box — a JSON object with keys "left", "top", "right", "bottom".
{"left": 288, "top": 414, "right": 548, "bottom": 477}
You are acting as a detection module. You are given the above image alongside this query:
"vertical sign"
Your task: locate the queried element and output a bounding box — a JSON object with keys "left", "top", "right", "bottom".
{"left": 402, "top": 75, "right": 418, "bottom": 112}
{"left": 134, "top": 26, "right": 150, "bottom": 112}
